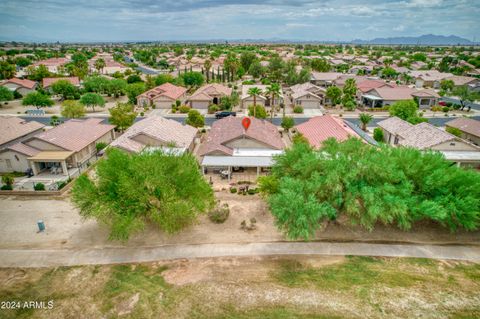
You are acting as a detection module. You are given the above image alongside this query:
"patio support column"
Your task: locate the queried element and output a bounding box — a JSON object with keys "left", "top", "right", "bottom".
{"left": 257, "top": 166, "right": 260, "bottom": 177}
{"left": 228, "top": 166, "right": 231, "bottom": 182}
{"left": 30, "top": 161, "right": 38, "bottom": 176}
{"left": 61, "top": 161, "right": 68, "bottom": 176}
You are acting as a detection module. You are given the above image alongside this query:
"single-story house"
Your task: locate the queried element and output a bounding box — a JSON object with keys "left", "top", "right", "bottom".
{"left": 42, "top": 77, "right": 80, "bottom": 90}
{"left": 446, "top": 118, "right": 480, "bottom": 146}
{"left": 137, "top": 83, "right": 187, "bottom": 109}
{"left": 377, "top": 117, "right": 480, "bottom": 167}
{"left": 356, "top": 79, "right": 395, "bottom": 99}
{"left": 198, "top": 116, "right": 285, "bottom": 180}
{"left": 241, "top": 85, "right": 283, "bottom": 109}
{"left": 0, "top": 117, "right": 45, "bottom": 173}
{"left": 289, "top": 82, "right": 326, "bottom": 109}
{"left": 310, "top": 72, "right": 343, "bottom": 87}
{"left": 0, "top": 78, "right": 37, "bottom": 96}
{"left": 188, "top": 84, "right": 232, "bottom": 109}
{"left": 408, "top": 70, "right": 453, "bottom": 89}
{"left": 110, "top": 115, "right": 198, "bottom": 153}
{"left": 295, "top": 115, "right": 376, "bottom": 148}
{"left": 0, "top": 118, "right": 115, "bottom": 176}
{"left": 33, "top": 58, "right": 70, "bottom": 73}
{"left": 361, "top": 87, "right": 439, "bottom": 109}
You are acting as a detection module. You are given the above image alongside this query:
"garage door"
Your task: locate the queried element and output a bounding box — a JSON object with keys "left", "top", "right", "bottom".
{"left": 302, "top": 100, "right": 320, "bottom": 109}
{"left": 155, "top": 100, "right": 173, "bottom": 109}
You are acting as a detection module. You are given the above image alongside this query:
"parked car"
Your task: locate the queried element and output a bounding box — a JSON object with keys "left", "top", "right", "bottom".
{"left": 215, "top": 111, "right": 236, "bottom": 119}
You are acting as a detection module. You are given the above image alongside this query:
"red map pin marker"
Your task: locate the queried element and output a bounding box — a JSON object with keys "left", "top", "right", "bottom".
{"left": 242, "top": 117, "right": 251, "bottom": 130}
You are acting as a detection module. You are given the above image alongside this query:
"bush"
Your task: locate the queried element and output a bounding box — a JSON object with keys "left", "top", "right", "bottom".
{"left": 281, "top": 116, "right": 295, "bottom": 131}
{"left": 452, "top": 104, "right": 461, "bottom": 110}
{"left": 248, "top": 105, "right": 267, "bottom": 119}
{"left": 293, "top": 105, "right": 304, "bottom": 113}
{"left": 179, "top": 105, "right": 191, "bottom": 113}
{"left": 57, "top": 181, "right": 68, "bottom": 190}
{"left": 1, "top": 174, "right": 14, "bottom": 186}
{"left": 186, "top": 109, "right": 205, "bottom": 128}
{"left": 34, "top": 183, "right": 45, "bottom": 191}
{"left": 208, "top": 203, "right": 230, "bottom": 224}
{"left": 373, "top": 127, "right": 384, "bottom": 142}
{"left": 247, "top": 188, "right": 257, "bottom": 195}
{"left": 442, "top": 106, "right": 450, "bottom": 113}
{"left": 96, "top": 142, "right": 108, "bottom": 152}
{"left": 230, "top": 187, "right": 237, "bottom": 193}
{"left": 0, "top": 185, "right": 13, "bottom": 190}
{"left": 446, "top": 127, "right": 462, "bottom": 137}
{"left": 208, "top": 104, "right": 219, "bottom": 114}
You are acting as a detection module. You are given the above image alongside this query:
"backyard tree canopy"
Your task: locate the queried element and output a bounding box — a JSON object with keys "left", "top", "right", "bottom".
{"left": 259, "top": 138, "right": 480, "bottom": 240}
{"left": 72, "top": 148, "right": 214, "bottom": 241}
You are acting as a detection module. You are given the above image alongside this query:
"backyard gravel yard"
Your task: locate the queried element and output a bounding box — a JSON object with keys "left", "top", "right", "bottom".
{"left": 0, "top": 190, "right": 479, "bottom": 251}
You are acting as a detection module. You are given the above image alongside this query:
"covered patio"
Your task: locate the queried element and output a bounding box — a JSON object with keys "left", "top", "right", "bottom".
{"left": 361, "top": 94, "right": 383, "bottom": 108}
{"left": 201, "top": 152, "right": 279, "bottom": 183}
{"left": 28, "top": 151, "right": 75, "bottom": 176}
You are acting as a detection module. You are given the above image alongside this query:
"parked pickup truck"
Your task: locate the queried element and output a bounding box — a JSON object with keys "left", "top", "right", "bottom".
{"left": 215, "top": 111, "right": 236, "bottom": 119}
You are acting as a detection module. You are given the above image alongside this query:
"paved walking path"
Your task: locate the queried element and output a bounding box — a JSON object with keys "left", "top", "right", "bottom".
{"left": 1, "top": 242, "right": 479, "bottom": 268}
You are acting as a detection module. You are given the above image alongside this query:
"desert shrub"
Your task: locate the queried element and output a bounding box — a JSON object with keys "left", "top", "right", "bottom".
{"left": 178, "top": 105, "right": 191, "bottom": 113}
{"left": 1, "top": 174, "right": 14, "bottom": 186}
{"left": 1, "top": 185, "right": 13, "bottom": 190}
{"left": 34, "top": 183, "right": 45, "bottom": 191}
{"left": 442, "top": 106, "right": 450, "bottom": 113}
{"left": 96, "top": 142, "right": 108, "bottom": 152}
{"left": 230, "top": 187, "right": 237, "bottom": 193}
{"left": 208, "top": 203, "right": 230, "bottom": 223}
{"left": 293, "top": 105, "right": 304, "bottom": 113}
{"left": 373, "top": 127, "right": 384, "bottom": 142}
{"left": 446, "top": 127, "right": 462, "bottom": 137}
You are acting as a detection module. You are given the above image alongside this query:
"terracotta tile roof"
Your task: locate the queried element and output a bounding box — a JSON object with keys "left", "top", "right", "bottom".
{"left": 2, "top": 78, "right": 37, "bottom": 89}
{"left": 5, "top": 142, "right": 40, "bottom": 156}
{"left": 411, "top": 89, "right": 440, "bottom": 98}
{"left": 32, "top": 118, "right": 115, "bottom": 152}
{"left": 446, "top": 75, "right": 478, "bottom": 86}
{"left": 377, "top": 117, "right": 413, "bottom": 138}
{"left": 311, "top": 72, "right": 343, "bottom": 81}
{"left": 110, "top": 115, "right": 197, "bottom": 153}
{"left": 446, "top": 118, "right": 480, "bottom": 138}
{"left": 367, "top": 87, "right": 417, "bottom": 100}
{"left": 189, "top": 84, "right": 232, "bottom": 101}
{"left": 33, "top": 57, "right": 69, "bottom": 67}
{"left": 42, "top": 77, "right": 80, "bottom": 88}
{"left": 295, "top": 115, "right": 361, "bottom": 148}
{"left": 357, "top": 79, "right": 394, "bottom": 93}
{"left": 138, "top": 83, "right": 187, "bottom": 101}
{"left": 399, "top": 122, "right": 456, "bottom": 149}
{"left": 0, "top": 116, "right": 45, "bottom": 147}
{"left": 198, "top": 116, "right": 285, "bottom": 156}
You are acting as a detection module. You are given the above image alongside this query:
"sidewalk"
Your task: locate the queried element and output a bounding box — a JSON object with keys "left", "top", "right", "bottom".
{"left": 1, "top": 242, "right": 479, "bottom": 268}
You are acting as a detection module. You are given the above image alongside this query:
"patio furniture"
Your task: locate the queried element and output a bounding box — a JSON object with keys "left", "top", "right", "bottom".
{"left": 220, "top": 170, "right": 229, "bottom": 179}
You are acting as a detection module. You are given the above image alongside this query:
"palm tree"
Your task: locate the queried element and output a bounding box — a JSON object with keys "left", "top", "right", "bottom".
{"left": 266, "top": 83, "right": 281, "bottom": 122}
{"left": 359, "top": 113, "right": 373, "bottom": 131}
{"left": 248, "top": 87, "right": 262, "bottom": 118}
{"left": 94, "top": 58, "right": 106, "bottom": 74}
{"left": 204, "top": 59, "right": 212, "bottom": 83}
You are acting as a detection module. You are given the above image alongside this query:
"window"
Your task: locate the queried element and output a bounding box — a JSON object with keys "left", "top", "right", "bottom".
{"left": 14, "top": 155, "right": 19, "bottom": 161}
{"left": 394, "top": 136, "right": 399, "bottom": 145}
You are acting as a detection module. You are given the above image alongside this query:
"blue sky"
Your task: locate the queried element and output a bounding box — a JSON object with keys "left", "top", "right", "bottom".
{"left": 0, "top": 0, "right": 479, "bottom": 42}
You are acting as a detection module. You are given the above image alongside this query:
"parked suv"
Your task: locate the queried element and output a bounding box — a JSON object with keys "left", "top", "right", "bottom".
{"left": 215, "top": 111, "right": 236, "bottom": 119}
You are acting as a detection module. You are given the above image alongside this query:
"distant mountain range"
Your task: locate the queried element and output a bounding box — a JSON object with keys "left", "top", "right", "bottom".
{"left": 352, "top": 34, "right": 475, "bottom": 45}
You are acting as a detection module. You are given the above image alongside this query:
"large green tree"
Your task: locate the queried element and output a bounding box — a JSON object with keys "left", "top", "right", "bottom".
{"left": 72, "top": 148, "right": 214, "bottom": 240}
{"left": 22, "top": 92, "right": 54, "bottom": 109}
{"left": 109, "top": 102, "right": 137, "bottom": 131}
{"left": 51, "top": 79, "right": 78, "bottom": 100}
{"left": 260, "top": 138, "right": 480, "bottom": 240}
{"left": 452, "top": 86, "right": 479, "bottom": 112}
{"left": 0, "top": 86, "right": 14, "bottom": 102}
{"left": 389, "top": 100, "right": 426, "bottom": 124}
{"left": 61, "top": 100, "right": 86, "bottom": 118}
{"left": 326, "top": 86, "right": 342, "bottom": 106}
{"left": 80, "top": 92, "right": 105, "bottom": 112}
